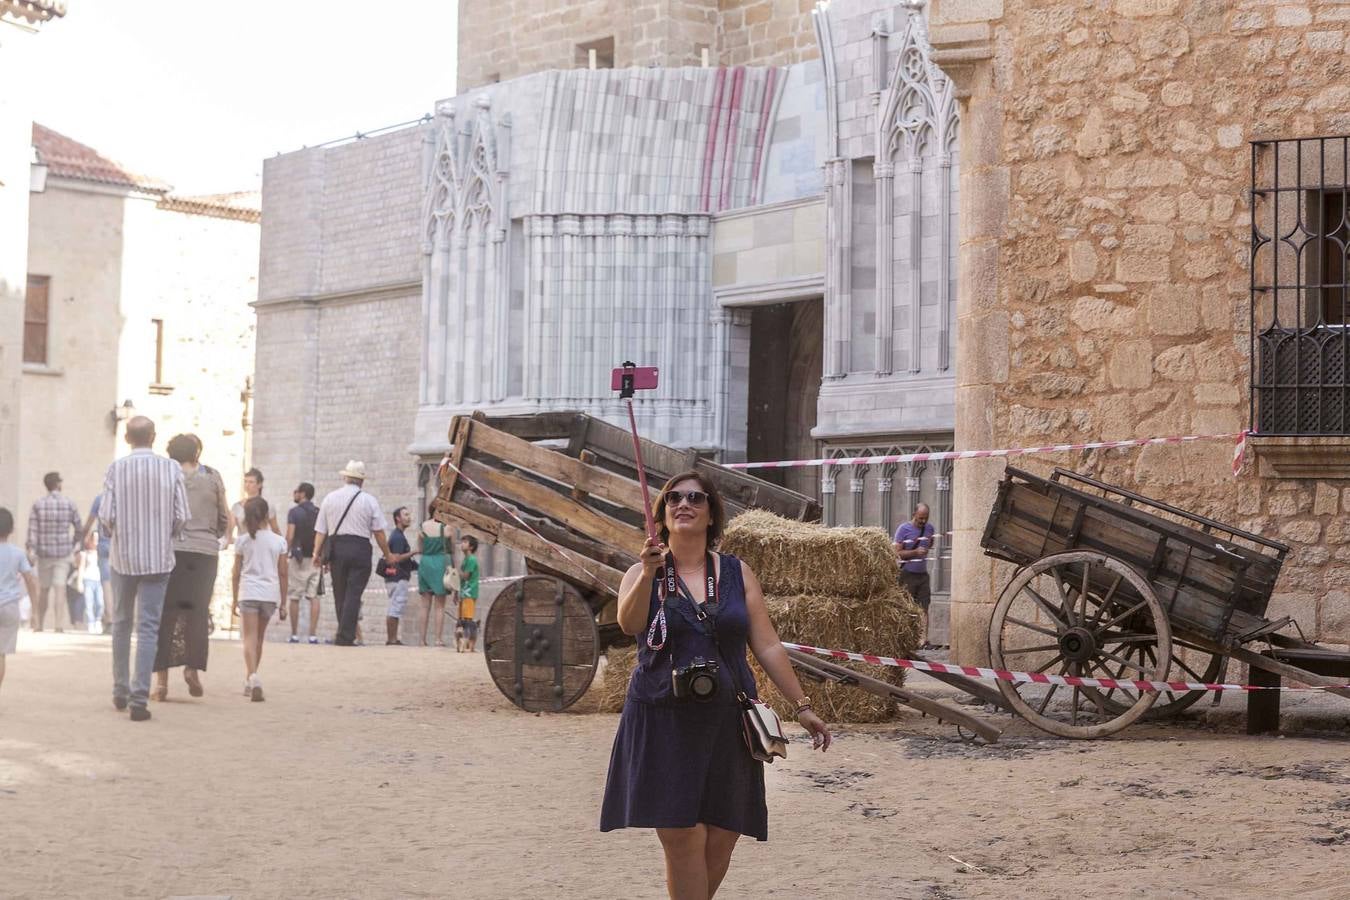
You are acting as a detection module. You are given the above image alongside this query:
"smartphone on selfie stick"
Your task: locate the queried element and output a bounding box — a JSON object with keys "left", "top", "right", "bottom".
{"left": 612, "top": 362, "right": 660, "bottom": 542}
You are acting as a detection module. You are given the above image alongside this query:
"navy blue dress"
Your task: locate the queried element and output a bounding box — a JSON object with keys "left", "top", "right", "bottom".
{"left": 600, "top": 553, "right": 768, "bottom": 841}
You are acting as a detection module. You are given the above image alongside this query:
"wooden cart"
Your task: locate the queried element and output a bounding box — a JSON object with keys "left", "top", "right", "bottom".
{"left": 981, "top": 466, "right": 1350, "bottom": 738}
{"left": 434, "top": 410, "right": 1004, "bottom": 742}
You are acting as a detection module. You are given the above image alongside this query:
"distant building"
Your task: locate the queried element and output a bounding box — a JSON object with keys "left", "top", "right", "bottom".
{"left": 0, "top": 0, "right": 65, "bottom": 512}
{"left": 19, "top": 124, "right": 259, "bottom": 575}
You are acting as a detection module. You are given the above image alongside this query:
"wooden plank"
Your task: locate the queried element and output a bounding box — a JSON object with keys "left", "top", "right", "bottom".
{"left": 478, "top": 411, "right": 580, "bottom": 441}
{"left": 445, "top": 503, "right": 623, "bottom": 595}
{"left": 434, "top": 415, "right": 473, "bottom": 517}
{"left": 461, "top": 419, "right": 648, "bottom": 513}
{"left": 446, "top": 491, "right": 636, "bottom": 572}
{"left": 458, "top": 456, "right": 645, "bottom": 558}
{"left": 1225, "top": 644, "right": 1350, "bottom": 701}
{"left": 574, "top": 413, "right": 701, "bottom": 482}
{"left": 786, "top": 649, "right": 1002, "bottom": 743}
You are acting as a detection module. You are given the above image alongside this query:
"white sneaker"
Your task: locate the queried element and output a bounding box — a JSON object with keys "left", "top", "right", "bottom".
{"left": 249, "top": 674, "right": 264, "bottom": 703}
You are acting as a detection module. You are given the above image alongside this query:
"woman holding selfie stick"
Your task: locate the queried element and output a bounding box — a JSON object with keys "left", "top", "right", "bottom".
{"left": 600, "top": 471, "right": 831, "bottom": 900}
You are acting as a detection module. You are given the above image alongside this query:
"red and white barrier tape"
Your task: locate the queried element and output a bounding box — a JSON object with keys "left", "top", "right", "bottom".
{"left": 782, "top": 641, "right": 1349, "bottom": 694}
{"left": 726, "top": 430, "right": 1251, "bottom": 478}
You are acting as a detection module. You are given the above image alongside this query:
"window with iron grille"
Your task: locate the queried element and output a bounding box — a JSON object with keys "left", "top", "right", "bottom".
{"left": 1250, "top": 137, "right": 1350, "bottom": 435}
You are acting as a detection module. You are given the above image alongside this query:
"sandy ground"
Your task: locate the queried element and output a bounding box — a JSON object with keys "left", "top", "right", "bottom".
{"left": 3, "top": 630, "right": 1350, "bottom": 900}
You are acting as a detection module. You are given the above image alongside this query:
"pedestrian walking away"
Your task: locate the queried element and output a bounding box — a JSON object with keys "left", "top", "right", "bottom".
{"left": 230, "top": 468, "right": 279, "bottom": 541}
{"left": 456, "top": 535, "right": 480, "bottom": 653}
{"left": 381, "top": 506, "right": 417, "bottom": 645}
{"left": 99, "top": 416, "right": 190, "bottom": 722}
{"left": 26, "top": 471, "right": 82, "bottom": 632}
{"left": 600, "top": 471, "right": 831, "bottom": 900}
{"left": 310, "top": 461, "right": 394, "bottom": 647}
{"left": 77, "top": 533, "right": 104, "bottom": 635}
{"left": 893, "top": 503, "right": 936, "bottom": 649}
{"left": 82, "top": 494, "right": 114, "bottom": 634}
{"left": 232, "top": 497, "right": 288, "bottom": 702}
{"left": 285, "top": 482, "right": 322, "bottom": 644}
{"left": 153, "top": 434, "right": 230, "bottom": 702}
{"left": 414, "top": 505, "right": 451, "bottom": 647}
{"left": 0, "top": 507, "right": 39, "bottom": 697}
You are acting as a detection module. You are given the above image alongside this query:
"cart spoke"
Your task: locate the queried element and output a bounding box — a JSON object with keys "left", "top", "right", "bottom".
{"left": 1035, "top": 682, "right": 1061, "bottom": 716}
{"left": 1004, "top": 616, "right": 1061, "bottom": 639}
{"left": 1172, "top": 653, "right": 1208, "bottom": 684}
{"left": 1033, "top": 653, "right": 1065, "bottom": 674}
{"left": 1094, "top": 599, "right": 1148, "bottom": 635}
{"left": 1080, "top": 562, "right": 1091, "bottom": 625}
{"left": 1000, "top": 642, "right": 1063, "bottom": 656}
{"left": 1096, "top": 647, "right": 1152, "bottom": 677}
{"left": 1071, "top": 686, "right": 1080, "bottom": 725}
{"left": 1087, "top": 574, "right": 1124, "bottom": 630}
{"left": 1023, "top": 585, "right": 1070, "bottom": 630}
{"left": 1050, "top": 573, "right": 1077, "bottom": 626}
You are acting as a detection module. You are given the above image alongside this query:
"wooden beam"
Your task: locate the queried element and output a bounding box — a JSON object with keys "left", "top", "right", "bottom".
{"left": 478, "top": 411, "right": 580, "bottom": 441}
{"left": 445, "top": 491, "right": 636, "bottom": 572}
{"left": 458, "top": 457, "right": 644, "bottom": 558}
{"left": 462, "top": 419, "right": 648, "bottom": 512}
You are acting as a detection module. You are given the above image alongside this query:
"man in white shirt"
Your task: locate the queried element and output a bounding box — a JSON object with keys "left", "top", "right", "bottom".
{"left": 311, "top": 461, "right": 394, "bottom": 647}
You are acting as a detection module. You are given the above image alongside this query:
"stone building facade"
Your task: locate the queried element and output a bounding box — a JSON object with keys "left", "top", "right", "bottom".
{"left": 926, "top": 0, "right": 1350, "bottom": 656}
{"left": 18, "top": 124, "right": 258, "bottom": 620}
{"left": 0, "top": 0, "right": 64, "bottom": 514}
{"left": 257, "top": 1, "right": 966, "bottom": 631}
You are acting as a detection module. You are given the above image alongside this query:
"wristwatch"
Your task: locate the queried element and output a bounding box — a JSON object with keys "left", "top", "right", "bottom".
{"left": 793, "top": 695, "right": 813, "bottom": 714}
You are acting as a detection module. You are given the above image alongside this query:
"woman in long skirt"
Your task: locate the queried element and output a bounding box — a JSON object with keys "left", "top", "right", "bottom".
{"left": 153, "top": 434, "right": 230, "bottom": 700}
{"left": 600, "top": 471, "right": 832, "bottom": 899}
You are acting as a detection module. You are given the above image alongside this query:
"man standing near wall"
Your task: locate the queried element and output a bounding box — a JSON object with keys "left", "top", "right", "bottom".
{"left": 381, "top": 506, "right": 417, "bottom": 645}
{"left": 311, "top": 462, "right": 394, "bottom": 647}
{"left": 285, "top": 482, "right": 321, "bottom": 644}
{"left": 99, "top": 417, "right": 190, "bottom": 721}
{"left": 894, "top": 503, "right": 936, "bottom": 650}
{"left": 26, "top": 471, "right": 82, "bottom": 633}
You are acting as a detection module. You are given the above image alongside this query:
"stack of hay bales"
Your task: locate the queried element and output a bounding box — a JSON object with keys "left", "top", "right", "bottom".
{"left": 721, "top": 510, "right": 921, "bottom": 723}
{"left": 596, "top": 511, "right": 921, "bottom": 722}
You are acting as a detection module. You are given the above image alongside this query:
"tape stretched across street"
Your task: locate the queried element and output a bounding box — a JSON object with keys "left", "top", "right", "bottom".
{"left": 782, "top": 641, "right": 1350, "bottom": 694}
{"left": 724, "top": 430, "right": 1251, "bottom": 478}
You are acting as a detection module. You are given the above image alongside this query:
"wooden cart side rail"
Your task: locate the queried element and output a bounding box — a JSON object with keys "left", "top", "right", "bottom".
{"left": 441, "top": 502, "right": 624, "bottom": 596}
{"left": 445, "top": 491, "right": 636, "bottom": 572}
{"left": 787, "top": 650, "right": 1003, "bottom": 743}
{"left": 456, "top": 457, "right": 645, "bottom": 558}
{"left": 1221, "top": 644, "right": 1350, "bottom": 702}
{"left": 457, "top": 417, "right": 648, "bottom": 512}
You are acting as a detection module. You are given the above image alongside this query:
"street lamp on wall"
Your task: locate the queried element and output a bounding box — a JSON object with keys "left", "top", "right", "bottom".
{"left": 109, "top": 399, "right": 135, "bottom": 432}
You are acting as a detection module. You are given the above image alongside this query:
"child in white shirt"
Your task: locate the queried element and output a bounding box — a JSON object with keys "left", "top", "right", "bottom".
{"left": 231, "top": 497, "right": 288, "bottom": 702}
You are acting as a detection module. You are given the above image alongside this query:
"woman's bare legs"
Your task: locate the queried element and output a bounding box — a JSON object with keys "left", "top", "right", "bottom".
{"left": 240, "top": 611, "right": 259, "bottom": 678}
{"left": 419, "top": 592, "right": 433, "bottom": 646}
{"left": 657, "top": 825, "right": 710, "bottom": 900}
{"left": 433, "top": 595, "right": 446, "bottom": 645}
{"left": 703, "top": 825, "right": 740, "bottom": 897}
{"left": 252, "top": 609, "right": 269, "bottom": 672}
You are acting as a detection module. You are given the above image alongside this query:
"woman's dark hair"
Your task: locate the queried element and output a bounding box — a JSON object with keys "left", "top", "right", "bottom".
{"left": 245, "top": 468, "right": 264, "bottom": 485}
{"left": 243, "top": 496, "right": 269, "bottom": 539}
{"left": 166, "top": 433, "right": 201, "bottom": 464}
{"left": 0, "top": 507, "right": 12, "bottom": 538}
{"left": 653, "top": 470, "right": 725, "bottom": 547}
{"left": 427, "top": 501, "right": 438, "bottom": 520}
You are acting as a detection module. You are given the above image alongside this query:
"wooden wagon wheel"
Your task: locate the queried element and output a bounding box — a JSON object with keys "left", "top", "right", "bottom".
{"left": 483, "top": 576, "right": 599, "bottom": 712}
{"left": 1097, "top": 638, "right": 1224, "bottom": 719}
{"left": 989, "top": 550, "right": 1172, "bottom": 739}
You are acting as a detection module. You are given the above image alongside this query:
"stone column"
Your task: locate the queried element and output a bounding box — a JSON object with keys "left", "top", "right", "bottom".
{"left": 821, "top": 466, "right": 840, "bottom": 526}
{"left": 878, "top": 462, "right": 898, "bottom": 537}
{"left": 874, "top": 161, "right": 895, "bottom": 376}
{"left": 849, "top": 465, "right": 869, "bottom": 527}
{"left": 930, "top": 0, "right": 1007, "bottom": 665}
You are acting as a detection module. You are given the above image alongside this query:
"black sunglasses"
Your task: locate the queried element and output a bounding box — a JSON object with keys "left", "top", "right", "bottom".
{"left": 664, "top": 490, "right": 708, "bottom": 508}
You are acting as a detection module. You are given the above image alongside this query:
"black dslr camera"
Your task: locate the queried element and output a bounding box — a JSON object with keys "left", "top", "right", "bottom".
{"left": 672, "top": 657, "right": 720, "bottom": 702}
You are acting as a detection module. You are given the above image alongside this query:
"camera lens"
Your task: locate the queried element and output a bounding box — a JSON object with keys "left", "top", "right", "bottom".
{"left": 690, "top": 671, "right": 717, "bottom": 700}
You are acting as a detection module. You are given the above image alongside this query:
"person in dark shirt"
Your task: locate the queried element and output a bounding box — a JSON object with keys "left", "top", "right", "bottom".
{"left": 381, "top": 507, "right": 418, "bottom": 645}
{"left": 284, "top": 483, "right": 321, "bottom": 644}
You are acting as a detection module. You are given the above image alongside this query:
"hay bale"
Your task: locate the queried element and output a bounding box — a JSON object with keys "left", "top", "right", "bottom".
{"left": 595, "top": 646, "right": 637, "bottom": 713}
{"left": 753, "top": 586, "right": 922, "bottom": 723}
{"left": 720, "top": 509, "right": 897, "bottom": 598}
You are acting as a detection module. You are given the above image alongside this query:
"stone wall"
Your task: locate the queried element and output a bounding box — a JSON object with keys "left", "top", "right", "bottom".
{"left": 456, "top": 0, "right": 817, "bottom": 91}
{"left": 931, "top": 0, "right": 1350, "bottom": 659}
{"left": 255, "top": 126, "right": 429, "bottom": 630}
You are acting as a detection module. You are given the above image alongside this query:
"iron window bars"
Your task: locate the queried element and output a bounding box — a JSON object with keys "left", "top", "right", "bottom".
{"left": 1251, "top": 136, "right": 1350, "bottom": 435}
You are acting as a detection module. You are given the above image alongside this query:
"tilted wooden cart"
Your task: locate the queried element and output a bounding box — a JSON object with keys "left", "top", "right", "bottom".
{"left": 434, "top": 410, "right": 1004, "bottom": 742}
{"left": 981, "top": 467, "right": 1350, "bottom": 738}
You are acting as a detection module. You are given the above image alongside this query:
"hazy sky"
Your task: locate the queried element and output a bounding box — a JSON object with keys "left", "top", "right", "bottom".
{"left": 30, "top": 1, "right": 459, "bottom": 194}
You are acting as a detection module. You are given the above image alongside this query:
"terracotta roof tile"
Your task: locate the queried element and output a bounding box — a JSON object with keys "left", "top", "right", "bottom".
{"left": 157, "top": 191, "right": 261, "bottom": 223}
{"left": 32, "top": 122, "right": 171, "bottom": 194}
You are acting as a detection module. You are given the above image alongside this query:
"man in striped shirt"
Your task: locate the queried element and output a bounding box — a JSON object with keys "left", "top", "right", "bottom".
{"left": 26, "top": 471, "right": 82, "bottom": 632}
{"left": 98, "top": 416, "right": 189, "bottom": 721}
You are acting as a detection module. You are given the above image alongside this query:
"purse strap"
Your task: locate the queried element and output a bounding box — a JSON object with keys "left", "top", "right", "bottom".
{"left": 331, "top": 488, "right": 361, "bottom": 536}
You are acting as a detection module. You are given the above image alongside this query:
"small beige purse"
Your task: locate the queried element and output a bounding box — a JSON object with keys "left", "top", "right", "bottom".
{"left": 740, "top": 696, "right": 789, "bottom": 763}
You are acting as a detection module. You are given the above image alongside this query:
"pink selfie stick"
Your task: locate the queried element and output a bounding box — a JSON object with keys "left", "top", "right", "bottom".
{"left": 614, "top": 362, "right": 659, "bottom": 542}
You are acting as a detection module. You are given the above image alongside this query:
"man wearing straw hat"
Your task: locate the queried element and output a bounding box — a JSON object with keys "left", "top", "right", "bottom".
{"left": 311, "top": 461, "right": 395, "bottom": 647}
